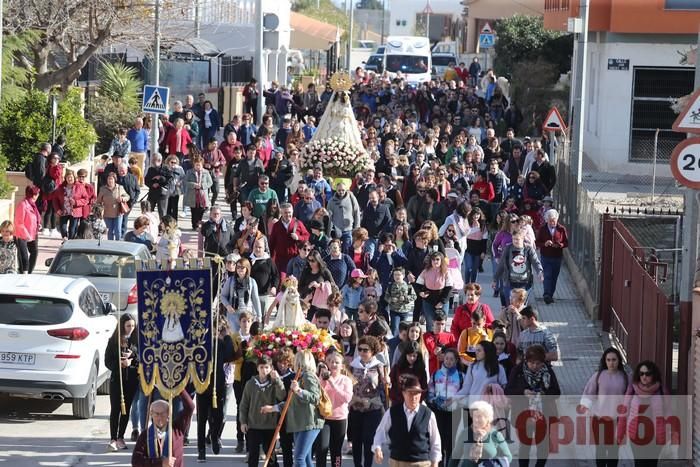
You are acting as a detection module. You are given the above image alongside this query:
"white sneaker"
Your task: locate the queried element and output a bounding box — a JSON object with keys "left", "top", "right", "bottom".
{"left": 41, "top": 229, "right": 50, "bottom": 236}
{"left": 50, "top": 229, "right": 61, "bottom": 238}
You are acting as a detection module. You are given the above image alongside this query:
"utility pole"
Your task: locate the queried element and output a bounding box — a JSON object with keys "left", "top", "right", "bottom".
{"left": 0, "top": 0, "right": 4, "bottom": 102}
{"left": 348, "top": 0, "right": 354, "bottom": 70}
{"left": 150, "top": 0, "right": 161, "bottom": 158}
{"left": 381, "top": 0, "right": 386, "bottom": 44}
{"left": 194, "top": 0, "right": 201, "bottom": 38}
{"left": 572, "top": 0, "right": 589, "bottom": 185}
{"left": 681, "top": 30, "right": 700, "bottom": 395}
{"left": 255, "top": 0, "right": 265, "bottom": 126}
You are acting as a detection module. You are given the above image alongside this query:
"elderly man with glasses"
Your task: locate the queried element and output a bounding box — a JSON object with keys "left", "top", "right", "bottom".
{"left": 131, "top": 390, "right": 194, "bottom": 467}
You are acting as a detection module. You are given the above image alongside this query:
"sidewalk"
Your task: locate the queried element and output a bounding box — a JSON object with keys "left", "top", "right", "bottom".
{"left": 471, "top": 257, "right": 604, "bottom": 395}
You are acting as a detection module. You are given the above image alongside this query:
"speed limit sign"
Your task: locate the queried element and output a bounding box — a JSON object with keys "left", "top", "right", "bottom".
{"left": 670, "top": 137, "right": 700, "bottom": 189}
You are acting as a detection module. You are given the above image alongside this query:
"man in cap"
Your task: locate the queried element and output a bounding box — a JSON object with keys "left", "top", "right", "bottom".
{"left": 372, "top": 374, "right": 441, "bottom": 467}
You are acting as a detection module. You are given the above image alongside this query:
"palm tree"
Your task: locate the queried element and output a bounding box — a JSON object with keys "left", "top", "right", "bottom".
{"left": 97, "top": 62, "right": 143, "bottom": 109}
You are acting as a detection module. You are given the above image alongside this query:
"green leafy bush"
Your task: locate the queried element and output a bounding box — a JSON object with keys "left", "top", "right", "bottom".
{"left": 0, "top": 87, "right": 97, "bottom": 171}
{"left": 87, "top": 62, "right": 143, "bottom": 154}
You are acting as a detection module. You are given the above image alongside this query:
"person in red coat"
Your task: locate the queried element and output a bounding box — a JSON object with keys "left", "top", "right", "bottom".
{"left": 451, "top": 282, "right": 494, "bottom": 343}
{"left": 535, "top": 209, "right": 569, "bottom": 304}
{"left": 164, "top": 118, "right": 193, "bottom": 160}
{"left": 53, "top": 170, "right": 89, "bottom": 240}
{"left": 423, "top": 311, "right": 457, "bottom": 375}
{"left": 131, "top": 390, "right": 194, "bottom": 467}
{"left": 76, "top": 169, "right": 96, "bottom": 220}
{"left": 268, "top": 202, "right": 310, "bottom": 275}
{"left": 472, "top": 170, "right": 495, "bottom": 202}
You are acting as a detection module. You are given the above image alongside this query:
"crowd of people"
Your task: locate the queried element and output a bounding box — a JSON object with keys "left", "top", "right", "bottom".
{"left": 0, "top": 68, "right": 673, "bottom": 467}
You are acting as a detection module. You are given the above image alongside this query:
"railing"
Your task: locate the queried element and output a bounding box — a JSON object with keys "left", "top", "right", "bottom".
{"left": 544, "top": 0, "right": 571, "bottom": 12}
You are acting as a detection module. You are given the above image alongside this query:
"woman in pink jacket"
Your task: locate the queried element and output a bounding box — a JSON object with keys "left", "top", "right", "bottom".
{"left": 14, "top": 185, "right": 42, "bottom": 273}
{"left": 315, "top": 351, "right": 353, "bottom": 467}
{"left": 53, "top": 170, "right": 89, "bottom": 240}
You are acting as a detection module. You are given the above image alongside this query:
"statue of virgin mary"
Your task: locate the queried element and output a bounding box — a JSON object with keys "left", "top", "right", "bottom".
{"left": 311, "top": 72, "right": 364, "bottom": 148}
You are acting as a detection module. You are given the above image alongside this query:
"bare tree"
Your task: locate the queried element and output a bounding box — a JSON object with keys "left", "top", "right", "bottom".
{"left": 4, "top": 0, "right": 140, "bottom": 91}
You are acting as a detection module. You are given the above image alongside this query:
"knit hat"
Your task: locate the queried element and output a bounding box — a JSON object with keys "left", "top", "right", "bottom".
{"left": 308, "top": 220, "right": 324, "bottom": 232}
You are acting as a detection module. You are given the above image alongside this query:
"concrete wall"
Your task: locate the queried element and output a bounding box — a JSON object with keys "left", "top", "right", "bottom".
{"left": 583, "top": 37, "right": 694, "bottom": 176}
{"left": 0, "top": 187, "right": 18, "bottom": 225}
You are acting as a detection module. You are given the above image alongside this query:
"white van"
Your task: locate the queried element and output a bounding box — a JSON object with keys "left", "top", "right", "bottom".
{"left": 384, "top": 36, "right": 432, "bottom": 86}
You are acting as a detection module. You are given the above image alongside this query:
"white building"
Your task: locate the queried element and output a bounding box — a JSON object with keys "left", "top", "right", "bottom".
{"left": 582, "top": 38, "right": 694, "bottom": 177}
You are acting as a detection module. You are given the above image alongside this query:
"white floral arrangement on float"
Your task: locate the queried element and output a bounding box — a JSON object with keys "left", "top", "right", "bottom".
{"left": 300, "top": 136, "right": 373, "bottom": 178}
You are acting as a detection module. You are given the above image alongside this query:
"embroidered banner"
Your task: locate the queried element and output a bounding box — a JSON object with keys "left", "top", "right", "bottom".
{"left": 137, "top": 267, "right": 213, "bottom": 397}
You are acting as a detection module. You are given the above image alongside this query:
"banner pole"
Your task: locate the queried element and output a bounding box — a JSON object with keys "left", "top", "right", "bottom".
{"left": 118, "top": 258, "right": 126, "bottom": 415}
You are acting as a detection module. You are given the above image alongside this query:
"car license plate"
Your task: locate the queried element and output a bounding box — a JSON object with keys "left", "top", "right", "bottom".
{"left": 0, "top": 352, "right": 35, "bottom": 365}
{"left": 100, "top": 293, "right": 111, "bottom": 303}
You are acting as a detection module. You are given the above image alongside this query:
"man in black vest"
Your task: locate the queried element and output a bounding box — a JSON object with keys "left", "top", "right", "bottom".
{"left": 373, "top": 374, "right": 441, "bottom": 467}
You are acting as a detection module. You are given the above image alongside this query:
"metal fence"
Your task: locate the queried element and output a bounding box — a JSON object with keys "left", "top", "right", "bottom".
{"left": 554, "top": 140, "right": 603, "bottom": 303}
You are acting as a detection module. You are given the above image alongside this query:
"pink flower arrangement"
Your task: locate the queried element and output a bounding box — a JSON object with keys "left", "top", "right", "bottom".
{"left": 246, "top": 324, "right": 338, "bottom": 361}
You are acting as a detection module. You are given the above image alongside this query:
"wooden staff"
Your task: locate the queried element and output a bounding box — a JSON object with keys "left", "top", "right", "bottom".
{"left": 168, "top": 392, "right": 173, "bottom": 458}
{"left": 117, "top": 258, "right": 126, "bottom": 415}
{"left": 384, "top": 364, "right": 390, "bottom": 409}
{"left": 262, "top": 372, "right": 302, "bottom": 467}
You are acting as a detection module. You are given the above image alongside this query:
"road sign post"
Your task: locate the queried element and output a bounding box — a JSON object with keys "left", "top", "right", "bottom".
{"left": 479, "top": 23, "right": 494, "bottom": 71}
{"left": 542, "top": 106, "right": 567, "bottom": 133}
{"left": 670, "top": 138, "right": 700, "bottom": 190}
{"left": 142, "top": 85, "right": 170, "bottom": 114}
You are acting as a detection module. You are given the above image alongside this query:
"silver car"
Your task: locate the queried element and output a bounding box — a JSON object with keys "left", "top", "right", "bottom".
{"left": 45, "top": 240, "right": 152, "bottom": 316}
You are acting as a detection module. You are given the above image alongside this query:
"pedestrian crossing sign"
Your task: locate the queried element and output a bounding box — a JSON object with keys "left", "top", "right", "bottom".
{"left": 142, "top": 85, "right": 170, "bottom": 114}
{"left": 479, "top": 33, "right": 495, "bottom": 49}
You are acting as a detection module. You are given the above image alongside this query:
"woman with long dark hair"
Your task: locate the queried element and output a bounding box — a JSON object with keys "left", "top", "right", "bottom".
{"left": 580, "top": 347, "right": 629, "bottom": 467}
{"left": 220, "top": 258, "right": 262, "bottom": 330}
{"left": 415, "top": 251, "right": 453, "bottom": 333}
{"left": 389, "top": 341, "right": 428, "bottom": 405}
{"left": 464, "top": 207, "right": 488, "bottom": 283}
{"left": 457, "top": 340, "right": 507, "bottom": 406}
{"left": 298, "top": 249, "right": 336, "bottom": 320}
{"left": 105, "top": 313, "right": 139, "bottom": 451}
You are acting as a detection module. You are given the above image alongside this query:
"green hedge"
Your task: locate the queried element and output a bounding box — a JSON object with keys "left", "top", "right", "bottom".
{"left": 0, "top": 87, "right": 97, "bottom": 172}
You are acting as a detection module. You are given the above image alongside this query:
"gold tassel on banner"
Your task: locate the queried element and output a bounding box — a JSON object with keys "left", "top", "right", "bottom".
{"left": 168, "top": 392, "right": 173, "bottom": 457}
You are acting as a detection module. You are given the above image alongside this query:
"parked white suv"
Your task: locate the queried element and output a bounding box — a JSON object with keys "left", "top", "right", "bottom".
{"left": 0, "top": 274, "right": 117, "bottom": 418}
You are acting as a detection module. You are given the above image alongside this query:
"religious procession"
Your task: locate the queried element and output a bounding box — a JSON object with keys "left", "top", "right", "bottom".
{"left": 1, "top": 60, "right": 685, "bottom": 467}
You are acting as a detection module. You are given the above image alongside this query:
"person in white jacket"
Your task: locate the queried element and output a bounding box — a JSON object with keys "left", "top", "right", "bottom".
{"left": 220, "top": 258, "right": 262, "bottom": 331}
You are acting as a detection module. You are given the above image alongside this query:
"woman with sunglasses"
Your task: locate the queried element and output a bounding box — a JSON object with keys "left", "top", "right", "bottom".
{"left": 348, "top": 335, "right": 388, "bottom": 467}
{"left": 616, "top": 361, "right": 671, "bottom": 467}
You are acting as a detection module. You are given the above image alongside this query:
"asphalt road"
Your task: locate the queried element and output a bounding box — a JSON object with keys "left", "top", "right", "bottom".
{"left": 0, "top": 393, "right": 249, "bottom": 466}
